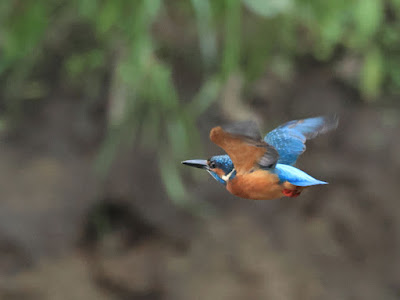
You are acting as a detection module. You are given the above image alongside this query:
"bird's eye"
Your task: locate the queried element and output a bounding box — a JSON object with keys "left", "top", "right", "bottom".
{"left": 209, "top": 161, "right": 216, "bottom": 169}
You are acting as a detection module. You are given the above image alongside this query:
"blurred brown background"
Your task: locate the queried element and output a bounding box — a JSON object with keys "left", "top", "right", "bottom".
{"left": 1, "top": 1, "right": 400, "bottom": 299}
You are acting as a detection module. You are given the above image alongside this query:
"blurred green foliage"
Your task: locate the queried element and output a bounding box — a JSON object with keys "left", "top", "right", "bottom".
{"left": 1, "top": 0, "right": 400, "bottom": 204}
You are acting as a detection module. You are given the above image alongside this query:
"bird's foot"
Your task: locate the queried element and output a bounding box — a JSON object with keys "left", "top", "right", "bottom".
{"left": 282, "top": 188, "right": 302, "bottom": 198}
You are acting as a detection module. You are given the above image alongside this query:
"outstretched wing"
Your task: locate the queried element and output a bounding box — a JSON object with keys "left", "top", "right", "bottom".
{"left": 264, "top": 116, "right": 338, "bottom": 165}
{"left": 210, "top": 121, "right": 279, "bottom": 174}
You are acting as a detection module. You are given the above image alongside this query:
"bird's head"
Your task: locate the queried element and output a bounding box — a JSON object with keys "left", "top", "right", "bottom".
{"left": 182, "top": 154, "right": 235, "bottom": 185}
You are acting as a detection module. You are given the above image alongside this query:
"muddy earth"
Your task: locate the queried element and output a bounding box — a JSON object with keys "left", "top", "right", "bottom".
{"left": 1, "top": 63, "right": 400, "bottom": 300}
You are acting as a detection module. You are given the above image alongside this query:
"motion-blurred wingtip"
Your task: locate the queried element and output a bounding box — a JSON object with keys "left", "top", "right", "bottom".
{"left": 322, "top": 114, "right": 339, "bottom": 131}
{"left": 221, "top": 120, "right": 262, "bottom": 140}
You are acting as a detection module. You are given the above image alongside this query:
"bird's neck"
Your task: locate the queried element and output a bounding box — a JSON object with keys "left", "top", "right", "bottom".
{"left": 222, "top": 168, "right": 236, "bottom": 182}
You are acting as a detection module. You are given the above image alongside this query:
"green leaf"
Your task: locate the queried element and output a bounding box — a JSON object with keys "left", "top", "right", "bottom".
{"left": 191, "top": 0, "right": 217, "bottom": 71}
{"left": 361, "top": 48, "right": 383, "bottom": 100}
{"left": 142, "top": 0, "right": 162, "bottom": 23}
{"left": 315, "top": 16, "right": 345, "bottom": 60}
{"left": 159, "top": 155, "right": 187, "bottom": 204}
{"left": 65, "top": 54, "right": 86, "bottom": 77}
{"left": 221, "top": 0, "right": 241, "bottom": 78}
{"left": 167, "top": 119, "right": 189, "bottom": 157}
{"left": 392, "top": 0, "right": 400, "bottom": 16}
{"left": 353, "top": 0, "right": 383, "bottom": 47}
{"left": 188, "top": 75, "right": 221, "bottom": 116}
{"left": 97, "top": 1, "right": 121, "bottom": 34}
{"left": 77, "top": 0, "right": 99, "bottom": 18}
{"left": 242, "top": 0, "right": 292, "bottom": 17}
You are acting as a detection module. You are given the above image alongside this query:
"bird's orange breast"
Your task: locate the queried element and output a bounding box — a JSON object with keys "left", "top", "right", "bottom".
{"left": 226, "top": 170, "right": 297, "bottom": 200}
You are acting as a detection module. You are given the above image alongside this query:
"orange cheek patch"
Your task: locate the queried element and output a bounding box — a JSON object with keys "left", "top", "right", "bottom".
{"left": 213, "top": 168, "right": 225, "bottom": 178}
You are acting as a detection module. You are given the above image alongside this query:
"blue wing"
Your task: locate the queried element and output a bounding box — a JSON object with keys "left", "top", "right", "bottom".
{"left": 264, "top": 116, "right": 338, "bottom": 165}
{"left": 274, "top": 163, "right": 327, "bottom": 186}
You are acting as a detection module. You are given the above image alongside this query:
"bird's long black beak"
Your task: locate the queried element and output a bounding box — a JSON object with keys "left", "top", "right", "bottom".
{"left": 181, "top": 159, "right": 208, "bottom": 169}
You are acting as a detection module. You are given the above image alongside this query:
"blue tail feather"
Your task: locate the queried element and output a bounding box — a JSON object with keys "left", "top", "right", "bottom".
{"left": 274, "top": 163, "right": 327, "bottom": 186}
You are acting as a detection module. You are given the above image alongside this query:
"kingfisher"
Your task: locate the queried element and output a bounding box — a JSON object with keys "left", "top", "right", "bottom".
{"left": 182, "top": 116, "right": 338, "bottom": 200}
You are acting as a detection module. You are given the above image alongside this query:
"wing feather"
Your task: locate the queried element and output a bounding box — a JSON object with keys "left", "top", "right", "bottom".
{"left": 264, "top": 115, "right": 338, "bottom": 165}
{"left": 210, "top": 121, "right": 279, "bottom": 174}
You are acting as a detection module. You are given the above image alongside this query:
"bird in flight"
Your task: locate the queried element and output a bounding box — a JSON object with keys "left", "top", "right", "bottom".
{"left": 182, "top": 116, "right": 338, "bottom": 200}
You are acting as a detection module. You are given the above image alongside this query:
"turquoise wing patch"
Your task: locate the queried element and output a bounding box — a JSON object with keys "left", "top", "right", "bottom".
{"left": 264, "top": 116, "right": 338, "bottom": 165}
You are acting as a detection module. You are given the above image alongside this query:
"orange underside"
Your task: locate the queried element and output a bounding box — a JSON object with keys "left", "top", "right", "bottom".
{"left": 226, "top": 170, "right": 305, "bottom": 200}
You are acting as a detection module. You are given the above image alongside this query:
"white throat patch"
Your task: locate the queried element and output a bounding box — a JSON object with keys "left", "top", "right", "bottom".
{"left": 221, "top": 168, "right": 236, "bottom": 182}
